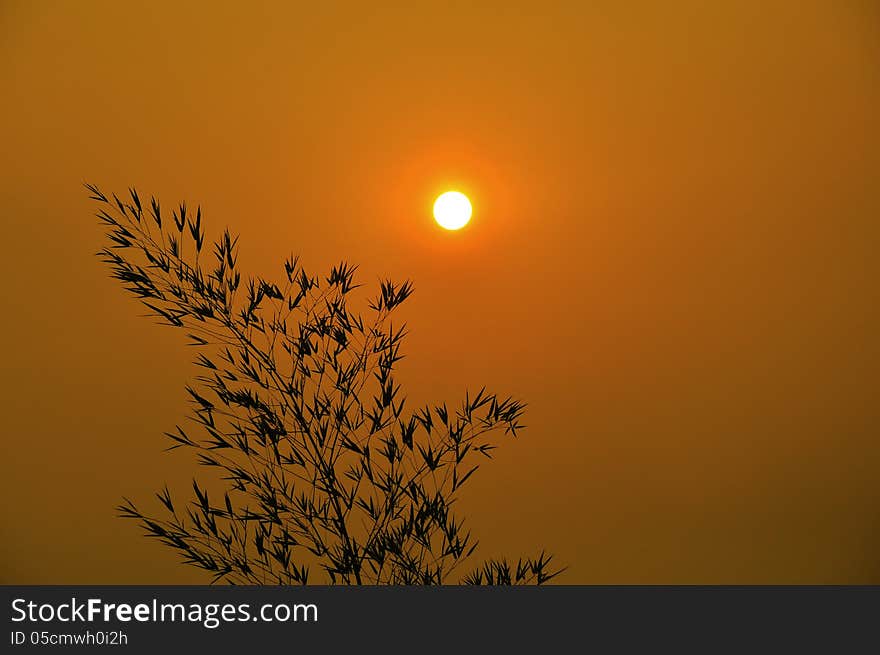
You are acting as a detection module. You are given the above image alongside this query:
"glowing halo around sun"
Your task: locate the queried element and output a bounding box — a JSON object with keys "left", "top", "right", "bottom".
{"left": 433, "top": 191, "right": 472, "bottom": 230}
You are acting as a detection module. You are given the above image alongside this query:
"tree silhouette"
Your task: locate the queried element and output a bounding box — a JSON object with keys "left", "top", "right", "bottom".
{"left": 88, "top": 184, "right": 561, "bottom": 585}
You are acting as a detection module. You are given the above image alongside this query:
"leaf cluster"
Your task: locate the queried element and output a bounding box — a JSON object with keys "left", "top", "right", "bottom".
{"left": 88, "top": 184, "right": 561, "bottom": 585}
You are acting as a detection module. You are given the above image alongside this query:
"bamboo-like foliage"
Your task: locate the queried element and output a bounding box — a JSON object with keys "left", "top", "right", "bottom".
{"left": 88, "top": 184, "right": 561, "bottom": 585}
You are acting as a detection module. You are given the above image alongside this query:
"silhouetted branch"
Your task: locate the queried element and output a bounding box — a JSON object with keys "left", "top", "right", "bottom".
{"left": 90, "top": 183, "right": 561, "bottom": 585}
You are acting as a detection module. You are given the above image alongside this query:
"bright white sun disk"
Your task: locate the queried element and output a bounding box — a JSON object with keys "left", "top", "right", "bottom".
{"left": 433, "top": 191, "right": 472, "bottom": 230}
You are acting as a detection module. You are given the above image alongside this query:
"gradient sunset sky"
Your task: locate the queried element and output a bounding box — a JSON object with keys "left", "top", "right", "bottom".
{"left": 2, "top": 1, "right": 879, "bottom": 583}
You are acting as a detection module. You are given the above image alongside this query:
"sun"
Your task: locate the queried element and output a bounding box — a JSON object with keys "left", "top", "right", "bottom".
{"left": 433, "top": 191, "right": 472, "bottom": 230}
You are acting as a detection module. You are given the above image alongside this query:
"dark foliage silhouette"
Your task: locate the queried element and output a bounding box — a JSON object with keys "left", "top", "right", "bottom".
{"left": 87, "top": 184, "right": 561, "bottom": 585}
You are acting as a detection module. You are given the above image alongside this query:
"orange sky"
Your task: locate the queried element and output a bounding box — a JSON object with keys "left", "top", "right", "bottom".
{"left": 2, "top": 1, "right": 879, "bottom": 583}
